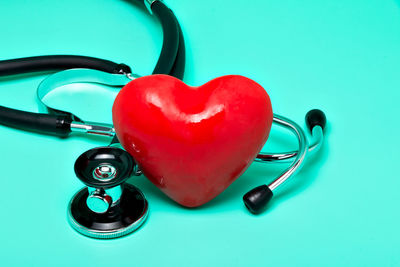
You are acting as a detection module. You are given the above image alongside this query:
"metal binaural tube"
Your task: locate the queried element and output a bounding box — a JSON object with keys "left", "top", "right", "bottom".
{"left": 255, "top": 125, "right": 323, "bottom": 163}
{"left": 267, "top": 114, "right": 308, "bottom": 191}
{"left": 70, "top": 121, "right": 116, "bottom": 137}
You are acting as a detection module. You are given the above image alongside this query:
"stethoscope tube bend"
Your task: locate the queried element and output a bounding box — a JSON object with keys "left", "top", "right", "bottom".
{"left": 0, "top": 0, "right": 184, "bottom": 138}
{"left": 243, "top": 110, "right": 326, "bottom": 214}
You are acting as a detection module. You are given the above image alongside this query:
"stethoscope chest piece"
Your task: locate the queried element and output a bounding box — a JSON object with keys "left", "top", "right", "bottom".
{"left": 67, "top": 146, "right": 148, "bottom": 239}
{"left": 68, "top": 184, "right": 148, "bottom": 239}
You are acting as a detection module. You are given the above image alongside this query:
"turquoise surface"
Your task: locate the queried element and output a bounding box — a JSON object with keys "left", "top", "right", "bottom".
{"left": 1, "top": 0, "right": 400, "bottom": 266}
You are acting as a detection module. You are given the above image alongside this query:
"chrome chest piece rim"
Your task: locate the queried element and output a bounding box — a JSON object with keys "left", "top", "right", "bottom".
{"left": 67, "top": 184, "right": 149, "bottom": 239}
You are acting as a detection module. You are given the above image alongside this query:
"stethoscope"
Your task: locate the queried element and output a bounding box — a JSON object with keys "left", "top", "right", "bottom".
{"left": 0, "top": 0, "right": 326, "bottom": 239}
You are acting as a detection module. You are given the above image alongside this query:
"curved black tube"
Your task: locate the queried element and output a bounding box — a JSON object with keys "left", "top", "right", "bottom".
{"left": 0, "top": 106, "right": 72, "bottom": 136}
{"left": 0, "top": 56, "right": 131, "bottom": 136}
{"left": 169, "top": 22, "right": 186, "bottom": 80}
{"left": 0, "top": 0, "right": 186, "bottom": 137}
{"left": 151, "top": 1, "right": 180, "bottom": 76}
{"left": 0, "top": 55, "right": 131, "bottom": 76}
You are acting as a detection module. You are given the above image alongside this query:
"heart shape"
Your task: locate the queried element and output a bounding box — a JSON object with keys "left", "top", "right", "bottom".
{"left": 112, "top": 75, "right": 273, "bottom": 207}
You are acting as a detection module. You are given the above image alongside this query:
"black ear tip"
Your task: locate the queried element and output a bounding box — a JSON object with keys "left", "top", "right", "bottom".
{"left": 306, "top": 109, "right": 326, "bottom": 131}
{"left": 243, "top": 185, "right": 273, "bottom": 214}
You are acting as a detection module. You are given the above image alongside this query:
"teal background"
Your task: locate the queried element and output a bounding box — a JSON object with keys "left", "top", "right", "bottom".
{"left": 1, "top": 0, "right": 399, "bottom": 266}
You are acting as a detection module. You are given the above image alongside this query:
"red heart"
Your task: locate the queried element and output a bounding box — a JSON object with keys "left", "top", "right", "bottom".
{"left": 112, "top": 75, "right": 273, "bottom": 207}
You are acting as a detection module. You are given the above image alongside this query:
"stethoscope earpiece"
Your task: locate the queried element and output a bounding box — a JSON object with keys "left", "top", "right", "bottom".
{"left": 306, "top": 109, "right": 326, "bottom": 132}
{"left": 243, "top": 109, "right": 327, "bottom": 214}
{"left": 243, "top": 185, "right": 273, "bottom": 214}
{"left": 68, "top": 146, "right": 148, "bottom": 239}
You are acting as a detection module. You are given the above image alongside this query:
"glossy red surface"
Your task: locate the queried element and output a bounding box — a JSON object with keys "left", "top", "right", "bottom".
{"left": 112, "top": 75, "right": 273, "bottom": 207}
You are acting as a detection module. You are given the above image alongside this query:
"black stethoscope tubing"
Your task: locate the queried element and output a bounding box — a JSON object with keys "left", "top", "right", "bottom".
{"left": 0, "top": 0, "right": 185, "bottom": 138}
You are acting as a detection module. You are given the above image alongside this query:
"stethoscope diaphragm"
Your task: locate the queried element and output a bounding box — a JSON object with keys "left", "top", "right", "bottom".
{"left": 68, "top": 184, "right": 148, "bottom": 239}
